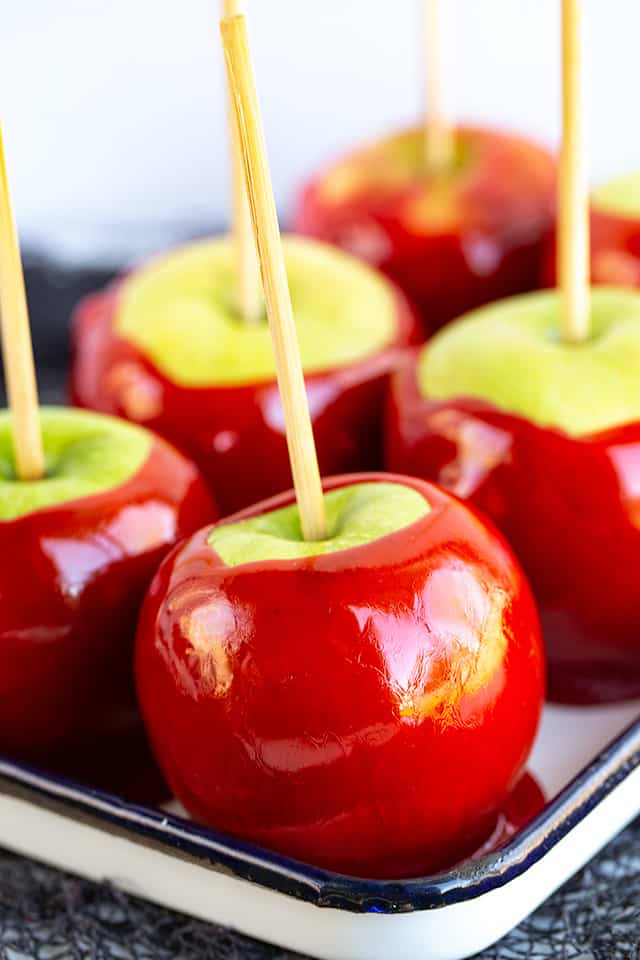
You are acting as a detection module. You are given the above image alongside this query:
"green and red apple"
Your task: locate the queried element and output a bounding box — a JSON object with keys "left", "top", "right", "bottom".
{"left": 387, "top": 287, "right": 640, "bottom": 702}
{"left": 542, "top": 172, "right": 640, "bottom": 288}
{"left": 0, "top": 406, "right": 215, "bottom": 792}
{"left": 71, "top": 236, "right": 419, "bottom": 516}
{"left": 295, "top": 125, "right": 556, "bottom": 331}
{"left": 589, "top": 172, "right": 640, "bottom": 286}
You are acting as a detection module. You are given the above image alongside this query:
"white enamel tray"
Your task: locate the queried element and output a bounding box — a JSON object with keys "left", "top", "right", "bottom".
{"left": 0, "top": 700, "right": 638, "bottom": 960}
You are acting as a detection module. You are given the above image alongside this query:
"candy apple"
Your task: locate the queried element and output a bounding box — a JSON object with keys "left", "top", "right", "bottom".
{"left": 0, "top": 406, "right": 215, "bottom": 790}
{"left": 588, "top": 172, "right": 640, "bottom": 285}
{"left": 135, "top": 472, "right": 544, "bottom": 879}
{"left": 542, "top": 172, "right": 640, "bottom": 288}
{"left": 386, "top": 287, "right": 640, "bottom": 703}
{"left": 294, "top": 126, "right": 556, "bottom": 332}
{"left": 70, "top": 236, "right": 419, "bottom": 516}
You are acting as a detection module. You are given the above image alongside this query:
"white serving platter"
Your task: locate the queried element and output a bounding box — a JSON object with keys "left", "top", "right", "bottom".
{"left": 0, "top": 699, "right": 638, "bottom": 960}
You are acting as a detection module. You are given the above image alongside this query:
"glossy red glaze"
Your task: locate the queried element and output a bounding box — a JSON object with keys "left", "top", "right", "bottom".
{"left": 470, "top": 773, "right": 545, "bottom": 862}
{"left": 135, "top": 472, "right": 544, "bottom": 879}
{"left": 294, "top": 127, "right": 555, "bottom": 332}
{"left": 70, "top": 285, "right": 419, "bottom": 517}
{"left": 387, "top": 354, "right": 640, "bottom": 703}
{"left": 542, "top": 206, "right": 640, "bottom": 288}
{"left": 0, "top": 436, "right": 216, "bottom": 789}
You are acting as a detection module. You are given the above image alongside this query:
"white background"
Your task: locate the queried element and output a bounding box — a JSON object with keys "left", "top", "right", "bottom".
{"left": 0, "top": 1, "right": 635, "bottom": 258}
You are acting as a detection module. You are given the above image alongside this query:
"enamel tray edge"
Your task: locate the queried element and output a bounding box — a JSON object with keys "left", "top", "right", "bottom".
{"left": 0, "top": 716, "right": 637, "bottom": 960}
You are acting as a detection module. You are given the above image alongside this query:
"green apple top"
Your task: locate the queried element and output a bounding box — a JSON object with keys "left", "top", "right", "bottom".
{"left": 114, "top": 236, "right": 399, "bottom": 387}
{"left": 417, "top": 288, "right": 640, "bottom": 436}
{"left": 209, "top": 481, "right": 430, "bottom": 566}
{"left": 592, "top": 171, "right": 640, "bottom": 218}
{"left": 0, "top": 407, "right": 151, "bottom": 520}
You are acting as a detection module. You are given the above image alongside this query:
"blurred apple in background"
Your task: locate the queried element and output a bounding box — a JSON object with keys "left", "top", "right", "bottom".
{"left": 295, "top": 126, "right": 555, "bottom": 332}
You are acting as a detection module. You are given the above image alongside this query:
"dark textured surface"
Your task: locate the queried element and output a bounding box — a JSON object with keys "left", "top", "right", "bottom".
{"left": 0, "top": 820, "right": 638, "bottom": 959}
{"left": 0, "top": 258, "right": 636, "bottom": 959}
{"left": 24, "top": 254, "right": 117, "bottom": 393}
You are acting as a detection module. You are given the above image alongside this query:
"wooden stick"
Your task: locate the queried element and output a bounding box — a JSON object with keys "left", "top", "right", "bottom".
{"left": 0, "top": 126, "right": 44, "bottom": 480}
{"left": 558, "top": 0, "right": 590, "bottom": 343}
{"left": 220, "top": 14, "right": 327, "bottom": 541}
{"left": 222, "top": 0, "right": 242, "bottom": 18}
{"left": 222, "top": 0, "right": 262, "bottom": 323}
{"left": 423, "top": 0, "right": 454, "bottom": 174}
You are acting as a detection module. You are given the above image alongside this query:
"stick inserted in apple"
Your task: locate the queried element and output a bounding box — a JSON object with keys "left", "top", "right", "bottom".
{"left": 0, "top": 127, "right": 216, "bottom": 791}
{"left": 294, "top": 2, "right": 556, "bottom": 332}
{"left": 387, "top": 1, "right": 640, "bottom": 703}
{"left": 70, "top": 237, "right": 418, "bottom": 517}
{"left": 135, "top": 12, "right": 545, "bottom": 879}
{"left": 70, "top": 1, "right": 419, "bottom": 517}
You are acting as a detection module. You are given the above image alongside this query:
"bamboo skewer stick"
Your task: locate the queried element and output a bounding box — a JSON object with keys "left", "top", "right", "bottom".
{"left": 0, "top": 126, "right": 44, "bottom": 481}
{"left": 423, "top": 0, "right": 454, "bottom": 175}
{"left": 558, "top": 0, "right": 590, "bottom": 343}
{"left": 222, "top": 0, "right": 262, "bottom": 323}
{"left": 220, "top": 14, "right": 327, "bottom": 541}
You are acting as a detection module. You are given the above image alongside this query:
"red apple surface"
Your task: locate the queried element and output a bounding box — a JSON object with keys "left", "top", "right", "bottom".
{"left": 135, "top": 472, "right": 544, "bottom": 879}
{"left": 387, "top": 352, "right": 640, "bottom": 703}
{"left": 71, "top": 240, "right": 420, "bottom": 517}
{"left": 0, "top": 412, "right": 216, "bottom": 789}
{"left": 295, "top": 126, "right": 556, "bottom": 331}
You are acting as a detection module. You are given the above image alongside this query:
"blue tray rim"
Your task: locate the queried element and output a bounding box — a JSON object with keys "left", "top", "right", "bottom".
{"left": 0, "top": 715, "right": 638, "bottom": 915}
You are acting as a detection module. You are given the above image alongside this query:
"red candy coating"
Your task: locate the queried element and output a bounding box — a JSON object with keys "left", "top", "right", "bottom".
{"left": 295, "top": 127, "right": 555, "bottom": 332}
{"left": 0, "top": 436, "right": 216, "bottom": 779}
{"left": 70, "top": 287, "right": 419, "bottom": 517}
{"left": 135, "top": 472, "right": 544, "bottom": 879}
{"left": 386, "top": 354, "right": 640, "bottom": 703}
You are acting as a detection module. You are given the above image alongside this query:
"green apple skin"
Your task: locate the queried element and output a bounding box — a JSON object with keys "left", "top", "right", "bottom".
{"left": 71, "top": 236, "right": 420, "bottom": 515}
{"left": 115, "top": 236, "right": 400, "bottom": 385}
{"left": 0, "top": 406, "right": 216, "bottom": 794}
{"left": 0, "top": 407, "right": 150, "bottom": 519}
{"left": 418, "top": 287, "right": 640, "bottom": 436}
{"left": 592, "top": 172, "right": 640, "bottom": 217}
{"left": 209, "top": 481, "right": 430, "bottom": 565}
